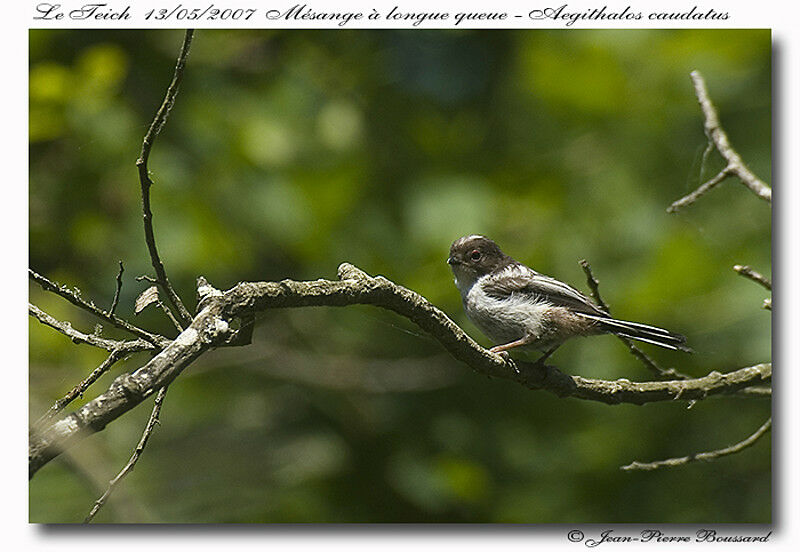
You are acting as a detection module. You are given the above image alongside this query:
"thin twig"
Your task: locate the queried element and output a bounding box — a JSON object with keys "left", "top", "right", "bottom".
{"left": 35, "top": 348, "right": 129, "bottom": 427}
{"left": 28, "top": 303, "right": 155, "bottom": 353}
{"left": 157, "top": 299, "right": 183, "bottom": 332}
{"left": 578, "top": 260, "right": 691, "bottom": 380}
{"left": 29, "top": 270, "right": 169, "bottom": 348}
{"left": 578, "top": 259, "right": 609, "bottom": 313}
{"left": 667, "top": 166, "right": 731, "bottom": 213}
{"left": 668, "top": 71, "right": 770, "bottom": 212}
{"left": 29, "top": 303, "right": 152, "bottom": 423}
{"left": 136, "top": 29, "right": 195, "bottom": 328}
{"left": 733, "top": 264, "right": 772, "bottom": 291}
{"left": 84, "top": 386, "right": 168, "bottom": 523}
{"left": 621, "top": 417, "right": 771, "bottom": 471}
{"left": 110, "top": 261, "right": 124, "bottom": 315}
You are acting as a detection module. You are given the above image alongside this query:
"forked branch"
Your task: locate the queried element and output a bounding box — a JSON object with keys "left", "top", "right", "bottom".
{"left": 28, "top": 303, "right": 155, "bottom": 354}
{"left": 668, "top": 71, "right": 771, "bottom": 212}
{"left": 29, "top": 270, "right": 169, "bottom": 348}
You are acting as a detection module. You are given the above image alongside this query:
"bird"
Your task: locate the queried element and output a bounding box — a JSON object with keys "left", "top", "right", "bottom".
{"left": 447, "top": 235, "right": 689, "bottom": 360}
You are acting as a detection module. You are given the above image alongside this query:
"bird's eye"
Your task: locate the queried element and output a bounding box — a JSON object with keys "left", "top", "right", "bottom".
{"left": 469, "top": 250, "right": 482, "bottom": 261}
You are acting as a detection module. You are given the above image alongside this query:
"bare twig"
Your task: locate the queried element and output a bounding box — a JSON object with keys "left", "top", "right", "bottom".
{"left": 578, "top": 259, "right": 610, "bottom": 313}
{"left": 578, "top": 260, "right": 691, "bottom": 381}
{"left": 29, "top": 303, "right": 154, "bottom": 426}
{"left": 668, "top": 71, "right": 771, "bottom": 212}
{"left": 29, "top": 270, "right": 169, "bottom": 348}
{"left": 35, "top": 348, "right": 130, "bottom": 427}
{"left": 733, "top": 264, "right": 772, "bottom": 291}
{"left": 29, "top": 266, "right": 772, "bottom": 477}
{"left": 667, "top": 167, "right": 731, "bottom": 213}
{"left": 621, "top": 417, "right": 771, "bottom": 471}
{"left": 733, "top": 265, "right": 772, "bottom": 311}
{"left": 157, "top": 299, "right": 184, "bottom": 332}
{"left": 28, "top": 303, "right": 155, "bottom": 354}
{"left": 84, "top": 386, "right": 168, "bottom": 523}
{"left": 110, "top": 261, "right": 124, "bottom": 315}
{"left": 136, "top": 29, "right": 195, "bottom": 328}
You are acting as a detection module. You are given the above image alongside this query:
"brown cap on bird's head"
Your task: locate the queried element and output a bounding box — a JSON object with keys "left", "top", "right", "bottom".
{"left": 447, "top": 235, "right": 514, "bottom": 280}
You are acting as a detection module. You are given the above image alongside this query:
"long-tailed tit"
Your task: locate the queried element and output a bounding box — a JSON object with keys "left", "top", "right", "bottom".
{"left": 447, "top": 235, "right": 689, "bottom": 356}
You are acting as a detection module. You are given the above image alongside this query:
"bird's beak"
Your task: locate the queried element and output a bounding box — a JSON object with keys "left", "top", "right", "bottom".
{"left": 447, "top": 256, "right": 457, "bottom": 266}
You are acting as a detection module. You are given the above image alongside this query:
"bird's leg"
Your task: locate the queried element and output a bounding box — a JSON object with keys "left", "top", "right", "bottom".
{"left": 489, "top": 336, "right": 535, "bottom": 353}
{"left": 534, "top": 345, "right": 560, "bottom": 366}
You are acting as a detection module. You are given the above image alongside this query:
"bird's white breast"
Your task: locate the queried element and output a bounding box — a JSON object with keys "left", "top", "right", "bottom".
{"left": 460, "top": 271, "right": 550, "bottom": 345}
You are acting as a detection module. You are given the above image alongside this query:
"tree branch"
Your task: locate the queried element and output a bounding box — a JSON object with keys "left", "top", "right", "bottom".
{"left": 110, "top": 261, "right": 124, "bottom": 315}
{"left": 621, "top": 417, "right": 771, "bottom": 471}
{"left": 84, "top": 386, "right": 168, "bottom": 523}
{"left": 29, "top": 266, "right": 771, "bottom": 478}
{"left": 578, "top": 259, "right": 610, "bottom": 313}
{"left": 28, "top": 303, "right": 155, "bottom": 354}
{"left": 733, "top": 264, "right": 772, "bottom": 291}
{"left": 668, "top": 70, "right": 771, "bottom": 212}
{"left": 28, "top": 271, "right": 169, "bottom": 348}
{"left": 578, "top": 260, "right": 691, "bottom": 381}
{"left": 29, "top": 279, "right": 232, "bottom": 479}
{"left": 135, "top": 29, "right": 195, "bottom": 327}
{"left": 667, "top": 167, "right": 731, "bottom": 213}
{"left": 35, "top": 347, "right": 130, "bottom": 427}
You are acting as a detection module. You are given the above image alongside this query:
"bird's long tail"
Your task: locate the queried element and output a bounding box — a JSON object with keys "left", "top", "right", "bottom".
{"left": 579, "top": 314, "right": 691, "bottom": 352}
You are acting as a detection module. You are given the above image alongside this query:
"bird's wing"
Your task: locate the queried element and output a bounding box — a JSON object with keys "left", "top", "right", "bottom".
{"left": 481, "top": 264, "right": 608, "bottom": 316}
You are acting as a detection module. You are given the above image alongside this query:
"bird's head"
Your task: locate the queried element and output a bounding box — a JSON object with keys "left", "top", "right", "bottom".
{"left": 447, "top": 235, "right": 512, "bottom": 292}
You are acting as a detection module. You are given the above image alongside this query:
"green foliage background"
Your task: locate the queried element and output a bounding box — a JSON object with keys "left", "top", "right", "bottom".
{"left": 29, "top": 29, "right": 771, "bottom": 523}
